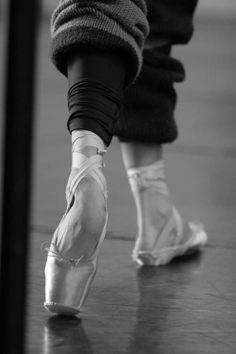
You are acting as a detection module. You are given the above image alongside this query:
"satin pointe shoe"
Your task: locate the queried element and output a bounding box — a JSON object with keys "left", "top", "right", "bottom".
{"left": 44, "top": 132, "right": 108, "bottom": 316}
{"left": 128, "top": 163, "right": 208, "bottom": 267}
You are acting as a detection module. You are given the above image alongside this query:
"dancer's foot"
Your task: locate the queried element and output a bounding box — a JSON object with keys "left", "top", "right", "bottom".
{"left": 127, "top": 161, "right": 207, "bottom": 266}
{"left": 44, "top": 131, "right": 108, "bottom": 315}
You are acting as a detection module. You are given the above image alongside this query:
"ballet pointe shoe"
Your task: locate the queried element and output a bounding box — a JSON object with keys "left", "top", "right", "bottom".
{"left": 132, "top": 206, "right": 207, "bottom": 266}
{"left": 44, "top": 252, "right": 99, "bottom": 316}
{"left": 127, "top": 162, "right": 208, "bottom": 267}
{"left": 44, "top": 132, "right": 108, "bottom": 315}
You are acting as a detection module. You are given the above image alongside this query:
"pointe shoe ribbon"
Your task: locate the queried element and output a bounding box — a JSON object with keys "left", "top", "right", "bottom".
{"left": 44, "top": 131, "right": 108, "bottom": 315}
{"left": 127, "top": 161, "right": 169, "bottom": 196}
{"left": 66, "top": 154, "right": 107, "bottom": 212}
{"left": 127, "top": 162, "right": 207, "bottom": 267}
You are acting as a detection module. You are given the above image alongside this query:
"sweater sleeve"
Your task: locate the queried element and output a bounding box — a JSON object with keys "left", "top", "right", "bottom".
{"left": 50, "top": 0, "right": 149, "bottom": 86}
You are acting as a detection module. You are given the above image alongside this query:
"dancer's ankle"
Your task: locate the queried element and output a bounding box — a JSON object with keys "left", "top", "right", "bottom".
{"left": 127, "top": 160, "right": 174, "bottom": 244}
{"left": 72, "top": 130, "right": 106, "bottom": 160}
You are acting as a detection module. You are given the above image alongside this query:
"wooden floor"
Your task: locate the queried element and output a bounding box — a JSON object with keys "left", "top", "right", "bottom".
{"left": 1, "top": 10, "right": 236, "bottom": 354}
{"left": 27, "top": 235, "right": 236, "bottom": 354}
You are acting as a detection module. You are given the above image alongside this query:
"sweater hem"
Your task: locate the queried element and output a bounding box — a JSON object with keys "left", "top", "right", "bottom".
{"left": 51, "top": 26, "right": 143, "bottom": 88}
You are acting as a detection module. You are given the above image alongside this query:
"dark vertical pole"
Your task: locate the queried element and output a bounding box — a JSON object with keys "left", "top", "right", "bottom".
{"left": 0, "top": 0, "right": 40, "bottom": 353}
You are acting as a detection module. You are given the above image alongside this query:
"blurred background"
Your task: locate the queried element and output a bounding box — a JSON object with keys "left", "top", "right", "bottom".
{"left": 0, "top": 0, "right": 236, "bottom": 244}
{"left": 1, "top": 0, "right": 236, "bottom": 18}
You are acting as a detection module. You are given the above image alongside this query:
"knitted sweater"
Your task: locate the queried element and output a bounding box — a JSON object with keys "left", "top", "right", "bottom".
{"left": 50, "top": 0, "right": 149, "bottom": 86}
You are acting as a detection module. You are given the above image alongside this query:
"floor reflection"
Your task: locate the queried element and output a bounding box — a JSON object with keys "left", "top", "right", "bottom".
{"left": 43, "top": 316, "right": 94, "bottom": 354}
{"left": 42, "top": 253, "right": 203, "bottom": 354}
{"left": 126, "top": 252, "right": 203, "bottom": 354}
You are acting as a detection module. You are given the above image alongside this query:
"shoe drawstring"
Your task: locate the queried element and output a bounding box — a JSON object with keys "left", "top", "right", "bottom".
{"left": 127, "top": 163, "right": 169, "bottom": 196}
{"left": 41, "top": 241, "right": 84, "bottom": 267}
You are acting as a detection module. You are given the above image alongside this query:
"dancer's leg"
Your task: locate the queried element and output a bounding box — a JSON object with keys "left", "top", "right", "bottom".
{"left": 121, "top": 142, "right": 163, "bottom": 168}
{"left": 59, "top": 51, "right": 126, "bottom": 261}
{"left": 121, "top": 140, "right": 207, "bottom": 267}
{"left": 119, "top": 0, "right": 207, "bottom": 265}
{"left": 121, "top": 142, "right": 174, "bottom": 251}
{"left": 44, "top": 0, "right": 149, "bottom": 315}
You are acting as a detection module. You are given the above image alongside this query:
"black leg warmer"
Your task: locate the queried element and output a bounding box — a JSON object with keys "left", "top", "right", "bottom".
{"left": 68, "top": 79, "right": 123, "bottom": 146}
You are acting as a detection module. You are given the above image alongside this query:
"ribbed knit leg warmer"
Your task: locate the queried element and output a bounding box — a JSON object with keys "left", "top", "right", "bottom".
{"left": 50, "top": 0, "right": 149, "bottom": 87}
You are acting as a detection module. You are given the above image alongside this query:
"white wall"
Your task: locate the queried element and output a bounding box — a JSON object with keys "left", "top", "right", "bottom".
{"left": 43, "top": 0, "right": 58, "bottom": 15}
{"left": 197, "top": 0, "right": 236, "bottom": 17}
